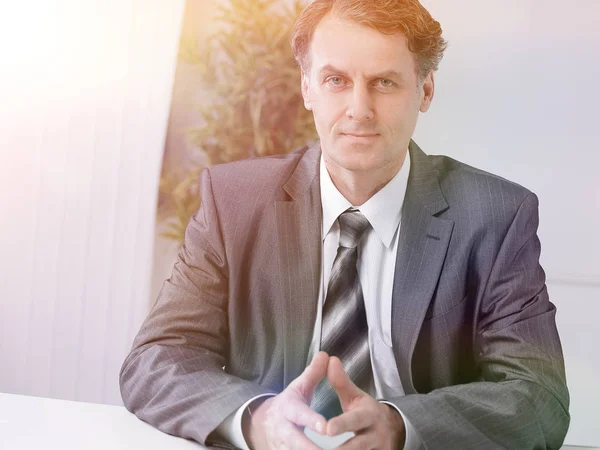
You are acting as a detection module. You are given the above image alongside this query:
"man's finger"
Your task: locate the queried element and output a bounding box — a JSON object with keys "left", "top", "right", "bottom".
{"left": 326, "top": 408, "right": 372, "bottom": 436}
{"left": 282, "top": 399, "right": 327, "bottom": 434}
{"left": 327, "top": 356, "right": 364, "bottom": 407}
{"left": 288, "top": 351, "right": 329, "bottom": 398}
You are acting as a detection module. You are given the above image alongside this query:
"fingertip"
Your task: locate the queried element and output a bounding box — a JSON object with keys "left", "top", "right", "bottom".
{"left": 327, "top": 356, "right": 342, "bottom": 375}
{"left": 315, "top": 419, "right": 324, "bottom": 434}
{"left": 327, "top": 358, "right": 349, "bottom": 391}
{"left": 328, "top": 356, "right": 342, "bottom": 369}
{"left": 310, "top": 351, "right": 324, "bottom": 366}
{"left": 310, "top": 352, "right": 329, "bottom": 376}
{"left": 326, "top": 420, "right": 338, "bottom": 436}
{"left": 317, "top": 351, "right": 330, "bottom": 364}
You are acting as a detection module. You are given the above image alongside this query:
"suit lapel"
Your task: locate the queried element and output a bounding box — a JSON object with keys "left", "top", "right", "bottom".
{"left": 392, "top": 140, "right": 454, "bottom": 394}
{"left": 275, "top": 143, "right": 322, "bottom": 387}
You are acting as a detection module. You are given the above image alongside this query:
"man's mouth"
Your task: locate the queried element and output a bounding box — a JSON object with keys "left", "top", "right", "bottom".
{"left": 341, "top": 133, "right": 380, "bottom": 139}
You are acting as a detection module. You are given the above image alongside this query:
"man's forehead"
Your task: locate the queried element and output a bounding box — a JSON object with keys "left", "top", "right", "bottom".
{"left": 308, "top": 44, "right": 415, "bottom": 79}
{"left": 307, "top": 15, "right": 414, "bottom": 73}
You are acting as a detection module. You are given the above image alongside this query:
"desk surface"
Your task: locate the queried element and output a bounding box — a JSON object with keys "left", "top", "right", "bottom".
{"left": 0, "top": 393, "right": 204, "bottom": 449}
{"left": 1, "top": 392, "right": 596, "bottom": 450}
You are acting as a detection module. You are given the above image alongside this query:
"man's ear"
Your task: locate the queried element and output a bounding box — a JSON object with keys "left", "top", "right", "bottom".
{"left": 301, "top": 68, "right": 312, "bottom": 111}
{"left": 419, "top": 71, "right": 435, "bottom": 113}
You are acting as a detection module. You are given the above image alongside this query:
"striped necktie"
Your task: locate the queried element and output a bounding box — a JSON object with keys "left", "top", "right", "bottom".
{"left": 311, "top": 209, "right": 372, "bottom": 419}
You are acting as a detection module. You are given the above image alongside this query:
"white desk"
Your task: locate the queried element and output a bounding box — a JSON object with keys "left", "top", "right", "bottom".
{"left": 0, "top": 393, "right": 204, "bottom": 449}
{"left": 1, "top": 392, "right": 596, "bottom": 450}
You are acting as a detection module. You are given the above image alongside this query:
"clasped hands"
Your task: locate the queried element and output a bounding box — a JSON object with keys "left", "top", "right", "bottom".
{"left": 244, "top": 352, "right": 406, "bottom": 450}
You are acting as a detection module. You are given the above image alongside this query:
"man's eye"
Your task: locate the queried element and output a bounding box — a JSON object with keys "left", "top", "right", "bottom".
{"left": 379, "top": 79, "right": 395, "bottom": 88}
{"left": 327, "top": 76, "right": 344, "bottom": 86}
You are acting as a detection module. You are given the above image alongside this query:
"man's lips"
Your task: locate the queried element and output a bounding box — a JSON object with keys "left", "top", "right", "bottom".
{"left": 341, "top": 133, "right": 379, "bottom": 137}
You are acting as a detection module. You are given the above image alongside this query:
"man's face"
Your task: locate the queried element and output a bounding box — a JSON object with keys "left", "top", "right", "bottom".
{"left": 301, "top": 14, "right": 434, "bottom": 176}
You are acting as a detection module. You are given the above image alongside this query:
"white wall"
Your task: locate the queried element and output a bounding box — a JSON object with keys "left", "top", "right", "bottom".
{"left": 417, "top": 1, "right": 600, "bottom": 446}
{"left": 0, "top": 0, "right": 185, "bottom": 405}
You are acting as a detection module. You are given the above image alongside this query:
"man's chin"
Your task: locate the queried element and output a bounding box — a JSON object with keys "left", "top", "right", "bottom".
{"left": 329, "top": 155, "right": 382, "bottom": 173}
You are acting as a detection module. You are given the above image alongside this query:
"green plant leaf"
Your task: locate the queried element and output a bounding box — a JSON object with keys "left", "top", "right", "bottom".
{"left": 159, "top": 0, "right": 316, "bottom": 245}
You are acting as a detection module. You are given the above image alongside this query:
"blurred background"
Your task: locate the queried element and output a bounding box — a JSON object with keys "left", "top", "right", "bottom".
{"left": 0, "top": 0, "right": 598, "bottom": 446}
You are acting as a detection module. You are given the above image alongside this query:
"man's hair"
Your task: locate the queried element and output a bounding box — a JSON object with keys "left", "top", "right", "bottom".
{"left": 291, "top": 0, "right": 448, "bottom": 82}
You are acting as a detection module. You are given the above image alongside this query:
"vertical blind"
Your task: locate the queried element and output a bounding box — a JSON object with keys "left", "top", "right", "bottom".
{"left": 0, "top": 0, "right": 185, "bottom": 405}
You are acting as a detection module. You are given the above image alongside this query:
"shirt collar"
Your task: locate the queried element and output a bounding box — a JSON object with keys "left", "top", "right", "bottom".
{"left": 320, "top": 150, "right": 411, "bottom": 248}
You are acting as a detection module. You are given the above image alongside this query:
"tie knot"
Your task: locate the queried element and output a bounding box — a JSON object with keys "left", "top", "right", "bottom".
{"left": 338, "top": 210, "right": 370, "bottom": 248}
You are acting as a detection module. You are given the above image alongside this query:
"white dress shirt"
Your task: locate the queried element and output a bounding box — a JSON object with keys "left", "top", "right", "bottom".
{"left": 217, "top": 151, "right": 422, "bottom": 449}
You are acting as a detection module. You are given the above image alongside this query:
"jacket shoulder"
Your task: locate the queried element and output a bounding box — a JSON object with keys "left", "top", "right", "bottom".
{"left": 429, "top": 154, "right": 535, "bottom": 213}
{"left": 206, "top": 146, "right": 309, "bottom": 196}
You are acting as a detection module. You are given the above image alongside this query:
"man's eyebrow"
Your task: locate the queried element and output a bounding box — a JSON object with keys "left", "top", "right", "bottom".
{"left": 370, "top": 70, "right": 406, "bottom": 81}
{"left": 318, "top": 65, "right": 405, "bottom": 81}
{"left": 318, "top": 64, "right": 348, "bottom": 77}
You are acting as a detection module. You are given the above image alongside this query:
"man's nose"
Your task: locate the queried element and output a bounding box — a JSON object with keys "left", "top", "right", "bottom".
{"left": 346, "top": 84, "right": 374, "bottom": 122}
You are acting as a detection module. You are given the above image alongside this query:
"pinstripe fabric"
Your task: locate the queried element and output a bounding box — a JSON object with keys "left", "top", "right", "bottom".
{"left": 311, "top": 210, "right": 372, "bottom": 419}
{"left": 119, "top": 140, "right": 569, "bottom": 449}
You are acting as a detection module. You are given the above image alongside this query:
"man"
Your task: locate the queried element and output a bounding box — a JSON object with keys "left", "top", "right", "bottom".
{"left": 120, "top": 0, "right": 570, "bottom": 449}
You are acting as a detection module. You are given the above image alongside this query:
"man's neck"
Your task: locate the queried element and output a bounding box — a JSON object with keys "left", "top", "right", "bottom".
{"left": 324, "top": 153, "right": 407, "bottom": 206}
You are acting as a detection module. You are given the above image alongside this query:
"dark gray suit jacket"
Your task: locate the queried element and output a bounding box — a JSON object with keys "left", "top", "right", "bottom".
{"left": 120, "top": 140, "right": 569, "bottom": 449}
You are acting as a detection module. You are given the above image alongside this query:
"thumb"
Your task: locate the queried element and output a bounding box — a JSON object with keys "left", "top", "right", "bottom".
{"left": 327, "top": 357, "right": 363, "bottom": 409}
{"left": 288, "top": 351, "right": 329, "bottom": 399}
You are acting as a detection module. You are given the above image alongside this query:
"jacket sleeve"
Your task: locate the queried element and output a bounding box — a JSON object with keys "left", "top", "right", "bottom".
{"left": 388, "top": 193, "right": 570, "bottom": 449}
{"left": 119, "top": 168, "right": 274, "bottom": 447}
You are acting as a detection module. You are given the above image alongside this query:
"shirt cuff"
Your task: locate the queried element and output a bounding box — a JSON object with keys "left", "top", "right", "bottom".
{"left": 379, "top": 400, "right": 422, "bottom": 450}
{"left": 215, "top": 393, "right": 276, "bottom": 450}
